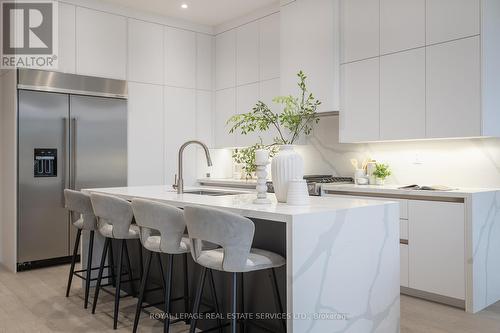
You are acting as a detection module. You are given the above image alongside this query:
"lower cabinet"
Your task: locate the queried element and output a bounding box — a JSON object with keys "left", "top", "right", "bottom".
{"left": 325, "top": 193, "right": 466, "bottom": 300}
{"left": 400, "top": 244, "right": 409, "bottom": 287}
{"left": 408, "top": 200, "right": 465, "bottom": 300}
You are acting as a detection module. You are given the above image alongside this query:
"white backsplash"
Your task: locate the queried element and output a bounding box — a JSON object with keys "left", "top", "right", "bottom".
{"left": 200, "top": 115, "right": 500, "bottom": 188}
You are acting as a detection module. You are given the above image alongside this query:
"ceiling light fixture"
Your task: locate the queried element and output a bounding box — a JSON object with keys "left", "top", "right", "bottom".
{"left": 181, "top": 3, "right": 188, "bottom": 9}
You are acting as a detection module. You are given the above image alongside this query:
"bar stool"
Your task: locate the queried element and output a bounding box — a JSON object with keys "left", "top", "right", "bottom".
{"left": 64, "top": 189, "right": 105, "bottom": 309}
{"left": 90, "top": 193, "right": 141, "bottom": 330}
{"left": 131, "top": 199, "right": 194, "bottom": 333}
{"left": 184, "top": 205, "right": 287, "bottom": 333}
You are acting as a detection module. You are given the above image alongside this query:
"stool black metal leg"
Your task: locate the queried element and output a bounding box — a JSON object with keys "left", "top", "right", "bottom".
{"left": 124, "top": 240, "right": 137, "bottom": 297}
{"left": 208, "top": 269, "right": 223, "bottom": 333}
{"left": 84, "top": 230, "right": 95, "bottom": 309}
{"left": 164, "top": 254, "right": 174, "bottom": 333}
{"left": 270, "top": 268, "right": 286, "bottom": 332}
{"left": 231, "top": 272, "right": 238, "bottom": 333}
{"left": 189, "top": 267, "right": 207, "bottom": 333}
{"left": 133, "top": 250, "right": 152, "bottom": 333}
{"left": 157, "top": 253, "right": 165, "bottom": 285}
{"left": 113, "top": 239, "right": 125, "bottom": 330}
{"left": 138, "top": 239, "right": 144, "bottom": 280}
{"left": 92, "top": 238, "right": 110, "bottom": 314}
{"left": 240, "top": 273, "right": 246, "bottom": 333}
{"left": 108, "top": 240, "right": 116, "bottom": 287}
{"left": 183, "top": 253, "right": 190, "bottom": 324}
{"left": 66, "top": 229, "right": 82, "bottom": 297}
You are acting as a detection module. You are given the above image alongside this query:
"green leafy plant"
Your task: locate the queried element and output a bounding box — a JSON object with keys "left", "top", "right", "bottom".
{"left": 232, "top": 143, "right": 279, "bottom": 180}
{"left": 227, "top": 71, "right": 321, "bottom": 145}
{"left": 373, "top": 163, "right": 392, "bottom": 180}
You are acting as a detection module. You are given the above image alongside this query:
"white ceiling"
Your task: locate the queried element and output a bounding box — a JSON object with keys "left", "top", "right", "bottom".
{"left": 101, "top": 0, "right": 278, "bottom": 26}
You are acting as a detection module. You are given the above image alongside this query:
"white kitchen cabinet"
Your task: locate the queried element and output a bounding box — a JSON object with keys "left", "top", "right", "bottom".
{"left": 400, "top": 244, "right": 409, "bottom": 287}
{"left": 196, "top": 34, "right": 214, "bottom": 91}
{"left": 409, "top": 200, "right": 465, "bottom": 300}
{"left": 214, "top": 88, "right": 237, "bottom": 148}
{"left": 260, "top": 78, "right": 281, "bottom": 145}
{"left": 215, "top": 30, "right": 236, "bottom": 90}
{"left": 128, "top": 19, "right": 164, "bottom": 85}
{"left": 380, "top": 48, "right": 426, "bottom": 140}
{"left": 281, "top": 0, "right": 339, "bottom": 112}
{"left": 339, "top": 58, "right": 380, "bottom": 143}
{"left": 164, "top": 87, "right": 197, "bottom": 186}
{"left": 58, "top": 2, "right": 76, "bottom": 74}
{"left": 380, "top": 0, "right": 425, "bottom": 54}
{"left": 260, "top": 13, "right": 280, "bottom": 81}
{"left": 236, "top": 22, "right": 260, "bottom": 86}
{"left": 165, "top": 28, "right": 196, "bottom": 89}
{"left": 426, "top": 0, "right": 480, "bottom": 45}
{"left": 400, "top": 220, "right": 409, "bottom": 240}
{"left": 196, "top": 90, "right": 213, "bottom": 147}
{"left": 340, "top": 0, "right": 379, "bottom": 63}
{"left": 128, "top": 83, "right": 164, "bottom": 186}
{"left": 236, "top": 83, "right": 260, "bottom": 147}
{"left": 426, "top": 37, "right": 481, "bottom": 139}
{"left": 76, "top": 8, "right": 127, "bottom": 80}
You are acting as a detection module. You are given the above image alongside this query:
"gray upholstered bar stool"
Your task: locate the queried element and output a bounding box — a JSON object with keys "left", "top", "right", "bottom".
{"left": 90, "top": 193, "right": 141, "bottom": 330}
{"left": 64, "top": 189, "right": 104, "bottom": 309}
{"left": 184, "top": 205, "right": 286, "bottom": 333}
{"left": 131, "top": 198, "right": 196, "bottom": 333}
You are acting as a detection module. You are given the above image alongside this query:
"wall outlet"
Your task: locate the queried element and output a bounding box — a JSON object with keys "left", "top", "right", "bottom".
{"left": 413, "top": 153, "right": 423, "bottom": 165}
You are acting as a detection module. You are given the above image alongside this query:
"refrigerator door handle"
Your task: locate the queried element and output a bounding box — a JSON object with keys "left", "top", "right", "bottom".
{"left": 71, "top": 117, "right": 77, "bottom": 190}
{"left": 62, "top": 117, "right": 69, "bottom": 206}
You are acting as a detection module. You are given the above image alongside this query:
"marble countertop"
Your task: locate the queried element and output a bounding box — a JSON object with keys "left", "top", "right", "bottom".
{"left": 82, "top": 185, "right": 396, "bottom": 223}
{"left": 322, "top": 183, "right": 500, "bottom": 198}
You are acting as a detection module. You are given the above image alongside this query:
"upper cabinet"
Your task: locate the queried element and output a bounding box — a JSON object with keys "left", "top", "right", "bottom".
{"left": 426, "top": 0, "right": 480, "bottom": 45}
{"left": 259, "top": 13, "right": 280, "bottom": 81}
{"left": 380, "top": 0, "right": 425, "bottom": 54}
{"left": 426, "top": 37, "right": 481, "bottom": 139}
{"left": 281, "top": 0, "right": 340, "bottom": 112}
{"left": 58, "top": 2, "right": 76, "bottom": 74}
{"left": 197, "top": 34, "right": 214, "bottom": 91}
{"left": 340, "top": 58, "right": 380, "bottom": 143}
{"left": 216, "top": 30, "right": 236, "bottom": 90}
{"left": 128, "top": 19, "right": 164, "bottom": 85}
{"left": 340, "top": 0, "right": 500, "bottom": 142}
{"left": 165, "top": 28, "right": 196, "bottom": 89}
{"left": 340, "top": 0, "right": 379, "bottom": 63}
{"left": 76, "top": 8, "right": 127, "bottom": 80}
{"left": 236, "top": 22, "right": 260, "bottom": 85}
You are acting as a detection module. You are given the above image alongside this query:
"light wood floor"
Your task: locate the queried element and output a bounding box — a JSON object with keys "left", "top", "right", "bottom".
{"left": 1, "top": 265, "right": 500, "bottom": 333}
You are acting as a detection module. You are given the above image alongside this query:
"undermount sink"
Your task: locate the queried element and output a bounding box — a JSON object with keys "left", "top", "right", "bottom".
{"left": 183, "top": 190, "right": 244, "bottom": 196}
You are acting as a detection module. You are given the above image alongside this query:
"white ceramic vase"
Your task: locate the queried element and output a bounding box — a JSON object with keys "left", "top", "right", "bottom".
{"left": 271, "top": 145, "right": 304, "bottom": 203}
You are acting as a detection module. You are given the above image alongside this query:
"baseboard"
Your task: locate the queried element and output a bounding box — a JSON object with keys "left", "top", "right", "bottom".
{"left": 17, "top": 255, "right": 79, "bottom": 272}
{"left": 401, "top": 286, "right": 466, "bottom": 309}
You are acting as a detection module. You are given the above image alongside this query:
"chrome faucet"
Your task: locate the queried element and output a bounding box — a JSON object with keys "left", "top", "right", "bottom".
{"left": 173, "top": 140, "right": 213, "bottom": 194}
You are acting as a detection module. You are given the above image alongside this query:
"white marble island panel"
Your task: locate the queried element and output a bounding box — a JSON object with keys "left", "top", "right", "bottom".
{"left": 83, "top": 185, "right": 400, "bottom": 333}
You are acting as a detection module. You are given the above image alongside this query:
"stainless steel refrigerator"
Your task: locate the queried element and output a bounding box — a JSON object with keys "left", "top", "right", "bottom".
{"left": 17, "top": 69, "right": 128, "bottom": 269}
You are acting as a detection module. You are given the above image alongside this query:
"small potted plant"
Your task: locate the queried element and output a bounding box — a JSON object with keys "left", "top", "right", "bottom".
{"left": 232, "top": 143, "right": 278, "bottom": 180}
{"left": 373, "top": 163, "right": 392, "bottom": 185}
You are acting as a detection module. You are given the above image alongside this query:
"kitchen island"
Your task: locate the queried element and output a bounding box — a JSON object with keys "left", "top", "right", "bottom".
{"left": 82, "top": 185, "right": 400, "bottom": 333}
